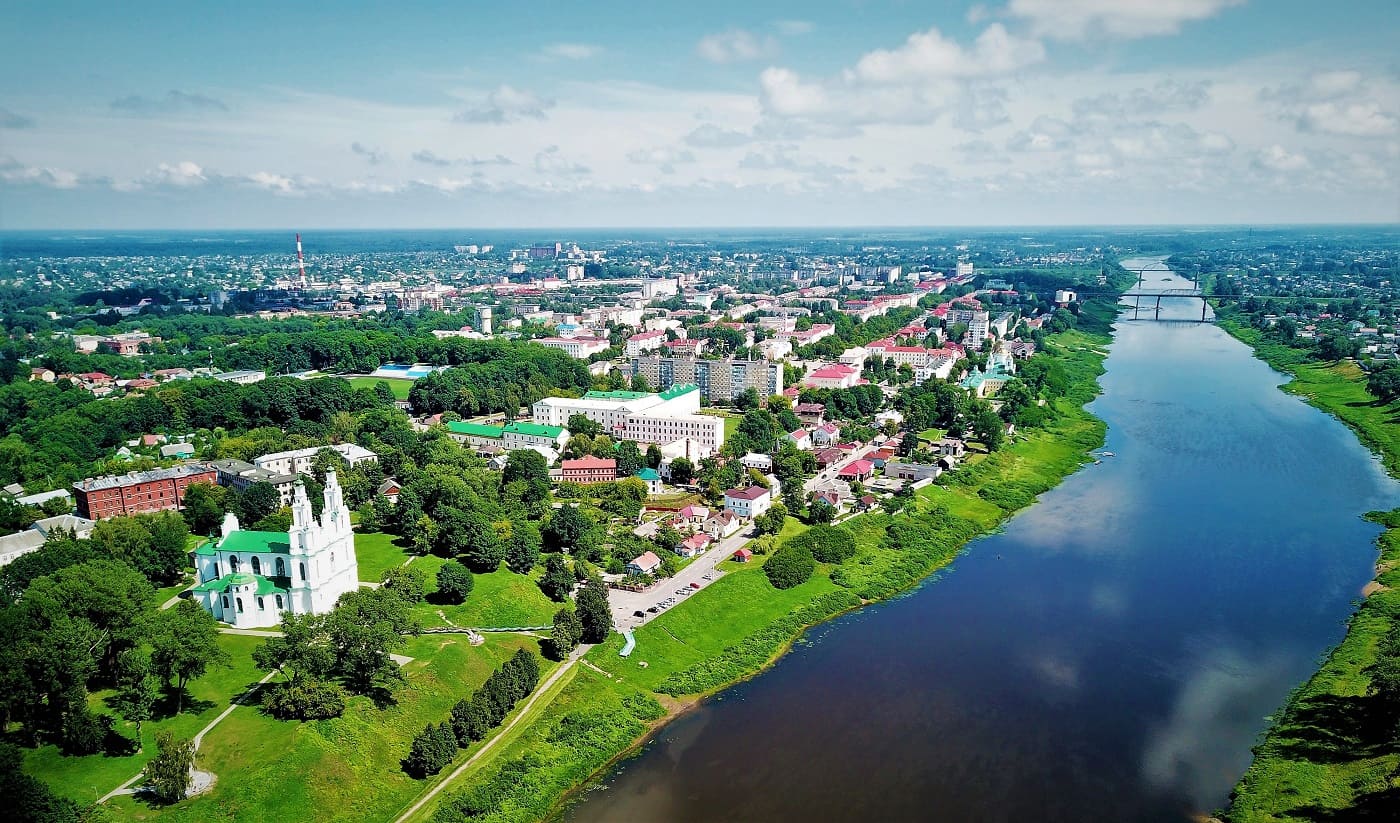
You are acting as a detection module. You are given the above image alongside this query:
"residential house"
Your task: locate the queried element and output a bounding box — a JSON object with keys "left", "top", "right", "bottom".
{"left": 885, "top": 462, "right": 942, "bottom": 482}
{"left": 794, "top": 403, "right": 826, "bottom": 426}
{"left": 938, "top": 438, "right": 967, "bottom": 458}
{"left": 837, "top": 460, "right": 875, "bottom": 482}
{"left": 626, "top": 551, "right": 662, "bottom": 575}
{"left": 634, "top": 467, "right": 662, "bottom": 495}
{"left": 739, "top": 453, "right": 774, "bottom": 473}
{"left": 723, "top": 485, "right": 772, "bottom": 519}
{"left": 678, "top": 532, "right": 711, "bottom": 558}
{"left": 811, "top": 423, "right": 841, "bottom": 448}
{"left": 784, "top": 429, "right": 813, "bottom": 451}
{"left": 815, "top": 447, "right": 846, "bottom": 469}
{"left": 704, "top": 510, "right": 744, "bottom": 539}
{"left": 377, "top": 478, "right": 402, "bottom": 504}
{"left": 731, "top": 548, "right": 753, "bottom": 563}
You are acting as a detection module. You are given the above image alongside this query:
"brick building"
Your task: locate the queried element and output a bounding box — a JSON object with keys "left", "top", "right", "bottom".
{"left": 73, "top": 464, "right": 218, "bottom": 519}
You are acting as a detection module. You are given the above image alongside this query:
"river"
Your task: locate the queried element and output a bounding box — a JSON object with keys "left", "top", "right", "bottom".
{"left": 562, "top": 258, "right": 1400, "bottom": 822}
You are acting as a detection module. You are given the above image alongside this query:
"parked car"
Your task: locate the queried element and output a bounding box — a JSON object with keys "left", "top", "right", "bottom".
{"left": 690, "top": 582, "right": 701, "bottom": 589}
{"left": 633, "top": 610, "right": 646, "bottom": 617}
{"left": 647, "top": 606, "right": 659, "bottom": 613}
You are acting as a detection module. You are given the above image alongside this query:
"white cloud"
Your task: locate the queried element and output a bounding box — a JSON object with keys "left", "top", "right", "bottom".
{"left": 1006, "top": 0, "right": 1245, "bottom": 40}
{"left": 1297, "top": 101, "right": 1398, "bottom": 137}
{"left": 1255, "top": 144, "right": 1309, "bottom": 172}
{"left": 1072, "top": 80, "right": 1212, "bottom": 119}
{"left": 758, "top": 68, "right": 830, "bottom": 118}
{"left": 145, "top": 160, "right": 208, "bottom": 187}
{"left": 847, "top": 24, "right": 1043, "bottom": 84}
{"left": 697, "top": 29, "right": 778, "bottom": 64}
{"left": 412, "top": 150, "right": 513, "bottom": 167}
{"left": 543, "top": 43, "right": 601, "bottom": 60}
{"left": 0, "top": 155, "right": 80, "bottom": 188}
{"left": 454, "top": 85, "right": 555, "bottom": 123}
{"left": 626, "top": 146, "right": 696, "bottom": 174}
{"left": 246, "top": 170, "right": 298, "bottom": 193}
{"left": 683, "top": 123, "right": 754, "bottom": 148}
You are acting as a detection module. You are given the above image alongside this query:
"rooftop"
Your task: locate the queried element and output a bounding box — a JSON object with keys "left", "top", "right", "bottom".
{"left": 725, "top": 485, "right": 769, "bottom": 501}
{"left": 74, "top": 463, "right": 214, "bottom": 492}
{"left": 503, "top": 421, "right": 566, "bottom": 438}
{"left": 216, "top": 530, "right": 293, "bottom": 555}
{"left": 447, "top": 421, "right": 504, "bottom": 438}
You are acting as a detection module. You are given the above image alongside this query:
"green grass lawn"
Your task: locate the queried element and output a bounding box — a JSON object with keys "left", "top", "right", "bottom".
{"left": 355, "top": 531, "right": 413, "bottom": 583}
{"left": 22, "top": 634, "right": 267, "bottom": 805}
{"left": 346, "top": 376, "right": 415, "bottom": 400}
{"left": 588, "top": 566, "right": 841, "bottom": 693}
{"left": 105, "top": 634, "right": 552, "bottom": 823}
{"left": 409, "top": 561, "right": 560, "bottom": 629}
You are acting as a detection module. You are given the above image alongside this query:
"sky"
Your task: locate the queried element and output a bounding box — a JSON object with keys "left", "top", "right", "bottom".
{"left": 0, "top": 0, "right": 1397, "bottom": 229}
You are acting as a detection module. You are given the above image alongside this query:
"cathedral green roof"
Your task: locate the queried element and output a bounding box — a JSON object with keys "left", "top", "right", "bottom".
{"left": 217, "top": 530, "right": 293, "bottom": 554}
{"left": 192, "top": 572, "right": 289, "bottom": 596}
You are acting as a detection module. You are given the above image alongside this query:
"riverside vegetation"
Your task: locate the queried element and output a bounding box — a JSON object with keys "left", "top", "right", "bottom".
{"left": 418, "top": 303, "right": 1123, "bottom": 823}
{"left": 1219, "top": 315, "right": 1400, "bottom": 820}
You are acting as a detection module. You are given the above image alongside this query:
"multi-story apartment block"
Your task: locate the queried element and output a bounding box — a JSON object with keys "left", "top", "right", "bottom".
{"left": 630, "top": 356, "right": 783, "bottom": 403}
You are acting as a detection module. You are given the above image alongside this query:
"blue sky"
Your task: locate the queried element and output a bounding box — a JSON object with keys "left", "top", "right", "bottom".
{"left": 1, "top": 0, "right": 1396, "bottom": 228}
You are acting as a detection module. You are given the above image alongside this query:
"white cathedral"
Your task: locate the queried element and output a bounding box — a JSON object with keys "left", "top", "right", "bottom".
{"left": 192, "top": 470, "right": 360, "bottom": 629}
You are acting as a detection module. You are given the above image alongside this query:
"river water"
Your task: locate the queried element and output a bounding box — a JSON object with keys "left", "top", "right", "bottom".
{"left": 563, "top": 258, "right": 1400, "bottom": 822}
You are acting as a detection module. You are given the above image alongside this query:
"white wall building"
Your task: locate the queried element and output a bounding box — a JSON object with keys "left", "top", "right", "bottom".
{"left": 254, "top": 443, "right": 378, "bottom": 477}
{"left": 192, "top": 472, "right": 359, "bottom": 629}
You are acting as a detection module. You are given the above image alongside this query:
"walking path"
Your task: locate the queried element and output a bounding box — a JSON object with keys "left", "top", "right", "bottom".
{"left": 99, "top": 670, "right": 278, "bottom": 803}
{"left": 391, "top": 644, "right": 591, "bottom": 823}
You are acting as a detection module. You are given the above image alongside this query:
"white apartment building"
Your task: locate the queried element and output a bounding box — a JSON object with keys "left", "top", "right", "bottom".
{"left": 532, "top": 385, "right": 723, "bottom": 456}
{"left": 254, "top": 443, "right": 379, "bottom": 477}
{"left": 965, "top": 312, "right": 991, "bottom": 348}
{"left": 625, "top": 330, "right": 667, "bottom": 358}
{"left": 536, "top": 336, "right": 611, "bottom": 359}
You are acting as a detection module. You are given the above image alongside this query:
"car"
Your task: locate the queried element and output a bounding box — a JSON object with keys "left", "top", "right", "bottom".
{"left": 690, "top": 582, "right": 701, "bottom": 589}
{"left": 647, "top": 606, "right": 659, "bottom": 613}
{"left": 633, "top": 610, "right": 646, "bottom": 618}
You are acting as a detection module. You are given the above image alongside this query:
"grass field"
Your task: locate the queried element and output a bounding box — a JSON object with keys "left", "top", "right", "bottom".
{"left": 409, "top": 559, "right": 560, "bottom": 629}
{"left": 105, "top": 634, "right": 552, "bottom": 823}
{"left": 347, "top": 376, "right": 415, "bottom": 400}
{"left": 355, "top": 531, "right": 413, "bottom": 582}
{"left": 21, "top": 634, "right": 268, "bottom": 805}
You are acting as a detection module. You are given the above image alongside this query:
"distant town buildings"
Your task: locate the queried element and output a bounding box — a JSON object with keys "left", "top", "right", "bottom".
{"left": 630, "top": 355, "right": 783, "bottom": 402}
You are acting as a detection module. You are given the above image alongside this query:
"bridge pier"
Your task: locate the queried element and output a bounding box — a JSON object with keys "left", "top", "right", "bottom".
{"left": 1201, "top": 299, "right": 1208, "bottom": 322}
{"left": 1155, "top": 296, "right": 1162, "bottom": 320}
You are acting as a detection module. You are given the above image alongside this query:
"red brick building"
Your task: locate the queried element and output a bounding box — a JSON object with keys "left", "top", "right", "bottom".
{"left": 73, "top": 464, "right": 218, "bottom": 519}
{"left": 558, "top": 455, "right": 618, "bottom": 485}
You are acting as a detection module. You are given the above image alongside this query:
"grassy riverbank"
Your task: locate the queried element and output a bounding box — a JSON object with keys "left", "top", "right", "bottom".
{"left": 1219, "top": 317, "right": 1400, "bottom": 821}
{"left": 416, "top": 324, "right": 1118, "bottom": 823}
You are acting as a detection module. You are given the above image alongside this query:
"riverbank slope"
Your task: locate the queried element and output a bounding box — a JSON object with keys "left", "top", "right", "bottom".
{"left": 1220, "top": 316, "right": 1400, "bottom": 820}
{"left": 415, "top": 303, "right": 1125, "bottom": 823}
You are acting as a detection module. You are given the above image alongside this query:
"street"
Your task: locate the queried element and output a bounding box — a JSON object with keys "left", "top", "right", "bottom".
{"left": 608, "top": 527, "right": 753, "bottom": 631}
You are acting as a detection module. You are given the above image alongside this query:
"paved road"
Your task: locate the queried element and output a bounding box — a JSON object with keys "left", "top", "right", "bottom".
{"left": 803, "top": 442, "right": 878, "bottom": 493}
{"left": 608, "top": 528, "right": 752, "bottom": 632}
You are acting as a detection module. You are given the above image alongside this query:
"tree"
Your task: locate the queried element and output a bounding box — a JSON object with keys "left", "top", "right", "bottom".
{"left": 143, "top": 511, "right": 191, "bottom": 585}
{"left": 809, "top": 498, "right": 837, "bottom": 524}
{"left": 146, "top": 731, "right": 195, "bottom": 804}
{"left": 544, "top": 505, "right": 589, "bottom": 552}
{"left": 764, "top": 543, "right": 815, "bottom": 590}
{"left": 645, "top": 444, "right": 662, "bottom": 469}
{"left": 754, "top": 501, "right": 788, "bottom": 536}
{"left": 575, "top": 577, "right": 613, "bottom": 643}
{"left": 236, "top": 481, "right": 281, "bottom": 525}
{"left": 971, "top": 404, "right": 1005, "bottom": 451}
{"left": 252, "top": 612, "right": 336, "bottom": 685}
{"left": 403, "top": 722, "right": 457, "bottom": 778}
{"left": 181, "top": 482, "right": 226, "bottom": 535}
{"left": 652, "top": 525, "right": 682, "bottom": 554}
{"left": 150, "top": 600, "right": 229, "bottom": 713}
{"left": 616, "top": 440, "right": 643, "bottom": 477}
{"left": 735, "top": 387, "right": 762, "bottom": 410}
{"left": 435, "top": 560, "right": 474, "bottom": 605}
{"left": 373, "top": 381, "right": 398, "bottom": 405}
{"left": 0, "top": 741, "right": 82, "bottom": 821}
{"left": 668, "top": 457, "right": 695, "bottom": 485}
{"left": 1368, "top": 364, "right": 1400, "bottom": 403}
{"left": 566, "top": 413, "right": 602, "bottom": 438}
{"left": 549, "top": 607, "right": 583, "bottom": 660}
{"left": 327, "top": 589, "right": 412, "bottom": 696}
{"left": 786, "top": 524, "right": 856, "bottom": 563}
{"left": 380, "top": 565, "right": 427, "bottom": 605}
{"left": 539, "top": 554, "right": 574, "bottom": 602}
{"left": 113, "top": 649, "right": 158, "bottom": 747}
{"left": 504, "top": 521, "right": 541, "bottom": 573}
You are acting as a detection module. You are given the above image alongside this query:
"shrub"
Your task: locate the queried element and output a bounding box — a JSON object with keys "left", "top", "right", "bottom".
{"left": 434, "top": 560, "right": 474, "bottom": 605}
{"left": 764, "top": 543, "right": 815, "bottom": 590}
{"left": 261, "top": 679, "right": 346, "bottom": 720}
{"left": 58, "top": 708, "right": 109, "bottom": 756}
{"left": 785, "top": 524, "right": 857, "bottom": 564}
{"left": 403, "top": 722, "right": 458, "bottom": 778}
